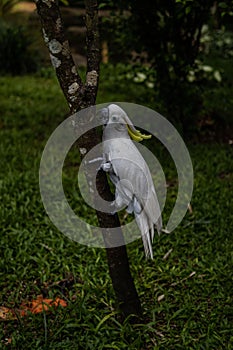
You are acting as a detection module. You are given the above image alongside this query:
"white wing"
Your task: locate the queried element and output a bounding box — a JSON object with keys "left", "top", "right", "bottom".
{"left": 103, "top": 138, "right": 162, "bottom": 258}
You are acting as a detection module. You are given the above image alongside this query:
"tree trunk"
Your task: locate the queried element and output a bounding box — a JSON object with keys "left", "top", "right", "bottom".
{"left": 35, "top": 0, "right": 142, "bottom": 319}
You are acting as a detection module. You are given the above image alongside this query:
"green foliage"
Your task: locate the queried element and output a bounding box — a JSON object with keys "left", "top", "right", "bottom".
{"left": 204, "top": 27, "right": 233, "bottom": 59}
{"left": 0, "top": 20, "right": 40, "bottom": 75}
{"left": 0, "top": 0, "right": 20, "bottom": 17}
{"left": 97, "top": 63, "right": 161, "bottom": 108}
{"left": 101, "top": 1, "right": 214, "bottom": 77}
{"left": 194, "top": 26, "right": 233, "bottom": 128}
{"left": 98, "top": 1, "right": 218, "bottom": 134}
{"left": 100, "top": 14, "right": 132, "bottom": 63}
{"left": 0, "top": 74, "right": 233, "bottom": 349}
{"left": 216, "top": 1, "right": 233, "bottom": 29}
{"left": 59, "top": 0, "right": 69, "bottom": 6}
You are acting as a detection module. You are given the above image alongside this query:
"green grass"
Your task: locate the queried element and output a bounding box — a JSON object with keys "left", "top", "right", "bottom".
{"left": 0, "top": 73, "right": 233, "bottom": 349}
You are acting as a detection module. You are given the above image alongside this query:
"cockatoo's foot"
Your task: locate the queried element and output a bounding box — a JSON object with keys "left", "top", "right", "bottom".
{"left": 87, "top": 157, "right": 104, "bottom": 171}
{"left": 111, "top": 196, "right": 129, "bottom": 214}
{"left": 109, "top": 201, "right": 117, "bottom": 215}
{"left": 88, "top": 157, "right": 104, "bottom": 164}
{"left": 126, "top": 196, "right": 142, "bottom": 214}
{"left": 101, "top": 161, "right": 112, "bottom": 172}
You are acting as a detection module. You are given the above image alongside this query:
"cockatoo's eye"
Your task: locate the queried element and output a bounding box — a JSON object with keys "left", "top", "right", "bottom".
{"left": 111, "top": 115, "right": 119, "bottom": 122}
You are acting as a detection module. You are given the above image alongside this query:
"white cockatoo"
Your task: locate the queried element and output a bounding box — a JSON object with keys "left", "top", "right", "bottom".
{"left": 99, "top": 104, "right": 162, "bottom": 258}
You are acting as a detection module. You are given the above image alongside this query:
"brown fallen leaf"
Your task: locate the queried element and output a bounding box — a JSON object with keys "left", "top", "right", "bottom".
{"left": 21, "top": 296, "right": 67, "bottom": 315}
{"left": 4, "top": 337, "right": 12, "bottom": 345}
{"left": 0, "top": 296, "right": 67, "bottom": 321}
{"left": 0, "top": 307, "right": 17, "bottom": 321}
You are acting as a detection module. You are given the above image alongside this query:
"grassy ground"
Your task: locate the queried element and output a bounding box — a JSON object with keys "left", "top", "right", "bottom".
{"left": 0, "top": 72, "right": 233, "bottom": 349}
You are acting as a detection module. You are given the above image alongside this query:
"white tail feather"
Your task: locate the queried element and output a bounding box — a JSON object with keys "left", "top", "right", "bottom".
{"left": 135, "top": 211, "right": 155, "bottom": 259}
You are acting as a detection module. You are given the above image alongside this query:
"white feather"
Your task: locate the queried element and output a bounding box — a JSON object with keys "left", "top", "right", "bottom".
{"left": 101, "top": 104, "right": 162, "bottom": 258}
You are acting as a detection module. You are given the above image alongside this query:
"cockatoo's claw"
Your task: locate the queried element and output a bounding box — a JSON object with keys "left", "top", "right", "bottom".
{"left": 126, "top": 201, "right": 134, "bottom": 214}
{"left": 109, "top": 202, "right": 117, "bottom": 215}
{"left": 101, "top": 161, "right": 112, "bottom": 172}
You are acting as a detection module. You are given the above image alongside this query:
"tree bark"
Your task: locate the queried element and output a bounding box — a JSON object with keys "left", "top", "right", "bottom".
{"left": 35, "top": 0, "right": 142, "bottom": 319}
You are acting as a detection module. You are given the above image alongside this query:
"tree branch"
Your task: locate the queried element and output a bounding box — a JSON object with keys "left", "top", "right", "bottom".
{"left": 35, "top": 0, "right": 142, "bottom": 319}
{"left": 85, "top": 0, "right": 100, "bottom": 105}
{"left": 36, "top": 0, "right": 85, "bottom": 114}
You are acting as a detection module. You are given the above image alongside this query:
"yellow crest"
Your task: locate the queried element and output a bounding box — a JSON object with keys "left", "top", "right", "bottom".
{"left": 127, "top": 125, "right": 152, "bottom": 142}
